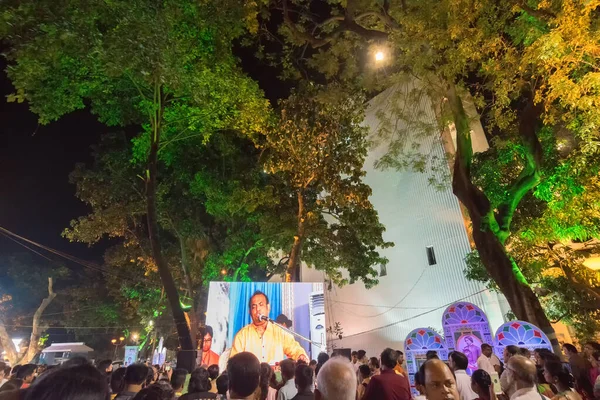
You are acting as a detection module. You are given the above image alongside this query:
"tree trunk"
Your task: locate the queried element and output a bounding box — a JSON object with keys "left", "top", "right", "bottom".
{"left": 23, "top": 277, "right": 57, "bottom": 363}
{"left": 446, "top": 84, "right": 560, "bottom": 353}
{"left": 0, "top": 277, "right": 57, "bottom": 365}
{"left": 0, "top": 321, "right": 19, "bottom": 365}
{"left": 177, "top": 234, "right": 198, "bottom": 346}
{"left": 146, "top": 86, "right": 194, "bottom": 360}
{"left": 286, "top": 191, "right": 306, "bottom": 282}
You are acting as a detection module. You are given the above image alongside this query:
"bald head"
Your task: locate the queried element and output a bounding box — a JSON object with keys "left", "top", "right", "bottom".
{"left": 315, "top": 357, "right": 357, "bottom": 400}
{"left": 420, "top": 359, "right": 459, "bottom": 400}
{"left": 507, "top": 355, "right": 537, "bottom": 387}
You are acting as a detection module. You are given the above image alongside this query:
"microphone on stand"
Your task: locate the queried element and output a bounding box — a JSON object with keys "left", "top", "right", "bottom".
{"left": 258, "top": 313, "right": 269, "bottom": 322}
{"left": 257, "top": 313, "right": 322, "bottom": 349}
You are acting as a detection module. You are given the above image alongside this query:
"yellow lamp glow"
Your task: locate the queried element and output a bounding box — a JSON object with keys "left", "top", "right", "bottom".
{"left": 375, "top": 51, "right": 385, "bottom": 61}
{"left": 111, "top": 339, "right": 117, "bottom": 344}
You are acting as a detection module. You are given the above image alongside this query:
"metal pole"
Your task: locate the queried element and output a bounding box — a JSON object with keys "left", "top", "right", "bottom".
{"left": 267, "top": 318, "right": 323, "bottom": 348}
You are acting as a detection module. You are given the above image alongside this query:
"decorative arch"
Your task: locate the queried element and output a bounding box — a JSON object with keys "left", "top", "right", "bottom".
{"left": 493, "top": 320, "right": 553, "bottom": 361}
{"left": 441, "top": 302, "right": 493, "bottom": 374}
{"left": 404, "top": 328, "right": 447, "bottom": 396}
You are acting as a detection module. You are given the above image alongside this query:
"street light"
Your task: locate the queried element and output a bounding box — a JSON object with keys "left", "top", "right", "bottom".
{"left": 132, "top": 333, "right": 139, "bottom": 341}
{"left": 111, "top": 337, "right": 125, "bottom": 359}
{"left": 375, "top": 51, "right": 385, "bottom": 62}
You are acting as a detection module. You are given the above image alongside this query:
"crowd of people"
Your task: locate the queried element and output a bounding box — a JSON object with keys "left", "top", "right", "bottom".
{"left": 0, "top": 341, "right": 598, "bottom": 400}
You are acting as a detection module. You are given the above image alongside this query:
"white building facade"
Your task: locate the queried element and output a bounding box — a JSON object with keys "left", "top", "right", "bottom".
{"left": 298, "top": 83, "right": 510, "bottom": 356}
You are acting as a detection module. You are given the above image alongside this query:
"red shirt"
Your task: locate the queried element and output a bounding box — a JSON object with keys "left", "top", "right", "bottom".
{"left": 363, "top": 369, "right": 412, "bottom": 400}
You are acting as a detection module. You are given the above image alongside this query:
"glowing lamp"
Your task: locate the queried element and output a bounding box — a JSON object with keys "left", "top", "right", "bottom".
{"left": 132, "top": 333, "right": 139, "bottom": 340}
{"left": 221, "top": 269, "right": 227, "bottom": 275}
{"left": 375, "top": 51, "right": 385, "bottom": 61}
{"left": 148, "top": 320, "right": 154, "bottom": 326}
{"left": 111, "top": 339, "right": 117, "bottom": 344}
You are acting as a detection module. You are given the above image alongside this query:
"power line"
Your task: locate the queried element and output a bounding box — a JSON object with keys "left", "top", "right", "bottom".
{"left": 337, "top": 288, "right": 490, "bottom": 339}
{"left": 0, "top": 225, "right": 155, "bottom": 287}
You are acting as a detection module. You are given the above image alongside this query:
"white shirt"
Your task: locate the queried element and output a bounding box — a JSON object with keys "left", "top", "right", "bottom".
{"left": 510, "top": 386, "right": 549, "bottom": 400}
{"left": 277, "top": 378, "right": 297, "bottom": 400}
{"left": 501, "top": 369, "right": 516, "bottom": 398}
{"left": 454, "top": 370, "right": 478, "bottom": 400}
{"left": 477, "top": 354, "right": 496, "bottom": 375}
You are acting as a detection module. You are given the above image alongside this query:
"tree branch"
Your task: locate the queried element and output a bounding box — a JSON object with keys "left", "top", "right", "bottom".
{"left": 494, "top": 100, "right": 543, "bottom": 244}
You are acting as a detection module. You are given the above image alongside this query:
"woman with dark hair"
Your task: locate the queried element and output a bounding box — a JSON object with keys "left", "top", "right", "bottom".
{"left": 544, "top": 360, "right": 582, "bottom": 400}
{"left": 207, "top": 365, "right": 219, "bottom": 394}
{"left": 536, "top": 365, "right": 556, "bottom": 398}
{"left": 315, "top": 353, "right": 329, "bottom": 376}
{"left": 368, "top": 357, "right": 380, "bottom": 376}
{"left": 131, "top": 381, "right": 174, "bottom": 400}
{"left": 110, "top": 368, "right": 127, "bottom": 399}
{"left": 258, "top": 363, "right": 277, "bottom": 400}
{"left": 179, "top": 368, "right": 216, "bottom": 400}
{"left": 216, "top": 373, "right": 228, "bottom": 399}
{"left": 357, "top": 364, "right": 372, "bottom": 400}
{"left": 23, "top": 364, "right": 109, "bottom": 400}
{"left": 470, "top": 369, "right": 491, "bottom": 400}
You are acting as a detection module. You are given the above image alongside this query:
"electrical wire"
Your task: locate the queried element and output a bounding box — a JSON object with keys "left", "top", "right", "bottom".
{"left": 0, "top": 225, "right": 155, "bottom": 287}
{"left": 337, "top": 288, "right": 490, "bottom": 340}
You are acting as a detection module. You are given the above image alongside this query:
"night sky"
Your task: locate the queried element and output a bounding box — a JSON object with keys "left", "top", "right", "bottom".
{"left": 0, "top": 43, "right": 288, "bottom": 265}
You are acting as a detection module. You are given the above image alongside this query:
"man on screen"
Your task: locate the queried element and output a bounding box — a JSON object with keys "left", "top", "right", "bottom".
{"left": 230, "top": 290, "right": 308, "bottom": 364}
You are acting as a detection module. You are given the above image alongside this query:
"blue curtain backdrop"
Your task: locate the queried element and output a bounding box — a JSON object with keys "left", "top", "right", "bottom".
{"left": 227, "top": 282, "right": 282, "bottom": 347}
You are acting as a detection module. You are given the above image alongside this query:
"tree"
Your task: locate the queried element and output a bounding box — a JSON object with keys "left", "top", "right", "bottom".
{"left": 259, "top": 0, "right": 600, "bottom": 347}
{"left": 1, "top": 0, "right": 269, "bottom": 364}
{"left": 264, "top": 85, "right": 392, "bottom": 285}
{"left": 0, "top": 254, "right": 61, "bottom": 364}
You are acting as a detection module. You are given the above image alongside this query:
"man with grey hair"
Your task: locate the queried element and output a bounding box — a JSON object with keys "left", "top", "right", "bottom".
{"left": 315, "top": 357, "right": 357, "bottom": 400}
{"left": 504, "top": 355, "right": 549, "bottom": 400}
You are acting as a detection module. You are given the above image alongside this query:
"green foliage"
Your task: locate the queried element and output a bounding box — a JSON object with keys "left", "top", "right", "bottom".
{"left": 264, "top": 84, "right": 393, "bottom": 287}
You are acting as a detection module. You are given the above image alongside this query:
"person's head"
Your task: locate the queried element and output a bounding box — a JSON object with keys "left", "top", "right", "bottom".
{"left": 295, "top": 364, "right": 314, "bottom": 392}
{"left": 465, "top": 337, "right": 474, "bottom": 345}
{"left": 503, "top": 345, "right": 519, "bottom": 362}
{"left": 227, "top": 352, "right": 261, "bottom": 399}
{"left": 358, "top": 364, "right": 371, "bottom": 380}
{"left": 396, "top": 350, "right": 404, "bottom": 364}
{"left": 63, "top": 356, "right": 90, "bottom": 367}
{"left": 111, "top": 367, "right": 127, "bottom": 394}
{"left": 543, "top": 359, "right": 573, "bottom": 390}
{"left": 518, "top": 348, "right": 531, "bottom": 359}
{"left": 10, "top": 365, "right": 21, "bottom": 378}
{"left": 203, "top": 325, "right": 214, "bottom": 352}
{"left": 130, "top": 381, "right": 174, "bottom": 400}
{"left": 207, "top": 364, "right": 219, "bottom": 381}
{"left": 259, "top": 363, "right": 273, "bottom": 400}
{"left": 4, "top": 366, "right": 11, "bottom": 378}
{"left": 380, "top": 348, "right": 399, "bottom": 370}
{"left": 534, "top": 348, "right": 559, "bottom": 366}
{"left": 315, "top": 357, "right": 357, "bottom": 400}
{"left": 368, "top": 357, "right": 380, "bottom": 372}
{"left": 448, "top": 351, "right": 469, "bottom": 372}
{"left": 145, "top": 366, "right": 157, "bottom": 386}
{"left": 23, "top": 364, "right": 109, "bottom": 400}
{"left": 275, "top": 314, "right": 292, "bottom": 329}
{"left": 170, "top": 368, "right": 187, "bottom": 391}
{"left": 280, "top": 358, "right": 296, "bottom": 381}
{"left": 309, "top": 360, "right": 317, "bottom": 370}
{"left": 471, "top": 369, "right": 492, "bottom": 399}
{"left": 249, "top": 291, "right": 270, "bottom": 327}
{"left": 97, "top": 359, "right": 113, "bottom": 374}
{"left": 419, "top": 359, "right": 460, "bottom": 400}
{"left": 16, "top": 364, "right": 37, "bottom": 383}
{"left": 562, "top": 343, "right": 578, "bottom": 359}
{"left": 351, "top": 351, "right": 358, "bottom": 363}
{"left": 0, "top": 362, "right": 5, "bottom": 380}
{"left": 188, "top": 367, "right": 211, "bottom": 393}
{"left": 506, "top": 355, "right": 537, "bottom": 390}
{"left": 216, "top": 373, "right": 229, "bottom": 395}
{"left": 0, "top": 379, "right": 22, "bottom": 392}
{"left": 317, "top": 352, "right": 329, "bottom": 365}
{"left": 426, "top": 350, "right": 439, "bottom": 360}
{"left": 357, "top": 350, "right": 366, "bottom": 360}
{"left": 583, "top": 341, "right": 600, "bottom": 358}
{"left": 481, "top": 344, "right": 493, "bottom": 358}
{"left": 125, "top": 363, "right": 150, "bottom": 388}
